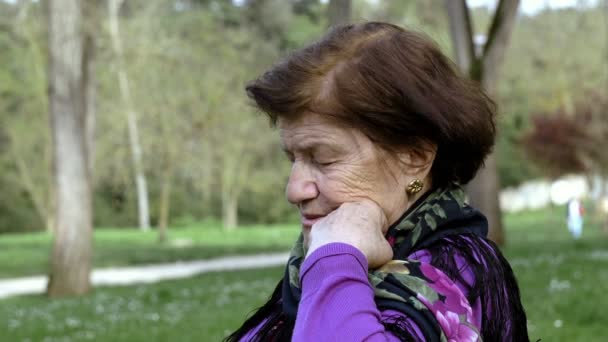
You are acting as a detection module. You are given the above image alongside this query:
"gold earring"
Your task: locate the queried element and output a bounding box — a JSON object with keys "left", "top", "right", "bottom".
{"left": 406, "top": 179, "right": 423, "bottom": 195}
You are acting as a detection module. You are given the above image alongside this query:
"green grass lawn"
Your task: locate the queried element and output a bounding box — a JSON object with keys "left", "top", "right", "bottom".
{"left": 0, "top": 224, "right": 299, "bottom": 279}
{"left": 1, "top": 266, "right": 285, "bottom": 342}
{"left": 1, "top": 207, "right": 607, "bottom": 341}
{"left": 502, "top": 207, "right": 608, "bottom": 341}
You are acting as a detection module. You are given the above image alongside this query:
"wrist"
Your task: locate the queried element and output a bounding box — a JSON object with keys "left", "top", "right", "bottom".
{"left": 300, "top": 243, "right": 369, "bottom": 291}
{"left": 306, "top": 238, "right": 361, "bottom": 259}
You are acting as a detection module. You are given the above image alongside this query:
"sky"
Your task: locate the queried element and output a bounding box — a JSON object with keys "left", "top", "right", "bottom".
{"left": 344, "top": 0, "right": 601, "bottom": 16}
{"left": 3, "top": 0, "right": 602, "bottom": 16}
{"left": 466, "top": 0, "right": 600, "bottom": 15}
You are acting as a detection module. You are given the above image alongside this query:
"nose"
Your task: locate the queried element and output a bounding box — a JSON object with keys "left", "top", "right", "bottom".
{"left": 286, "top": 161, "right": 319, "bottom": 205}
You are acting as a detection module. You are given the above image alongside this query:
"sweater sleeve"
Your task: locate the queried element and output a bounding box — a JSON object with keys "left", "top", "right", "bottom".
{"left": 239, "top": 242, "right": 482, "bottom": 341}
{"left": 292, "top": 243, "right": 420, "bottom": 342}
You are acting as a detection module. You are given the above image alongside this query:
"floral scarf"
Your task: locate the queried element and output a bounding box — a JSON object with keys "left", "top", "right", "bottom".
{"left": 281, "top": 184, "right": 486, "bottom": 341}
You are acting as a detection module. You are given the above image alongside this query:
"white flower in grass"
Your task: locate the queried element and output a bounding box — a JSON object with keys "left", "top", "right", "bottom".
{"left": 65, "top": 317, "right": 80, "bottom": 328}
{"left": 127, "top": 299, "right": 139, "bottom": 311}
{"left": 136, "top": 286, "right": 146, "bottom": 296}
{"left": 554, "top": 319, "right": 563, "bottom": 328}
{"left": 145, "top": 313, "right": 160, "bottom": 321}
{"left": 8, "top": 319, "right": 20, "bottom": 330}
{"left": 548, "top": 278, "right": 570, "bottom": 292}
{"left": 95, "top": 304, "right": 105, "bottom": 314}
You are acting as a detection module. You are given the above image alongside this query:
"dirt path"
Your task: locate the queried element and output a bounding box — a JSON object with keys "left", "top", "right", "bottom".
{"left": 0, "top": 252, "right": 289, "bottom": 299}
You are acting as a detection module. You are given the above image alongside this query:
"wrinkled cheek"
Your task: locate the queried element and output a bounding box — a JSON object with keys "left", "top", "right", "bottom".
{"left": 326, "top": 177, "right": 376, "bottom": 205}
{"left": 322, "top": 173, "right": 364, "bottom": 203}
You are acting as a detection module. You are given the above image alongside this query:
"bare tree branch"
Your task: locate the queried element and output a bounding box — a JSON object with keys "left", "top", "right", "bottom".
{"left": 481, "top": 0, "right": 520, "bottom": 93}
{"left": 444, "top": 0, "right": 476, "bottom": 74}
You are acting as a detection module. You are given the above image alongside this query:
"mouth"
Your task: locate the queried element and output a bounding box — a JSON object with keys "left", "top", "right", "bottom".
{"left": 300, "top": 214, "right": 325, "bottom": 228}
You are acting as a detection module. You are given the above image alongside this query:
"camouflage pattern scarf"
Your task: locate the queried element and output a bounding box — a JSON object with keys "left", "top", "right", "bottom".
{"left": 281, "top": 184, "right": 488, "bottom": 341}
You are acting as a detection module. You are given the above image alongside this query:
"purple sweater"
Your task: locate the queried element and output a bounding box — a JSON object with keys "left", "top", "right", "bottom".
{"left": 241, "top": 243, "right": 481, "bottom": 341}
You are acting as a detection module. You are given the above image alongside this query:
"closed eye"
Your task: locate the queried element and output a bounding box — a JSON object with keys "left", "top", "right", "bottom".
{"left": 283, "top": 150, "right": 295, "bottom": 163}
{"left": 314, "top": 159, "right": 335, "bottom": 167}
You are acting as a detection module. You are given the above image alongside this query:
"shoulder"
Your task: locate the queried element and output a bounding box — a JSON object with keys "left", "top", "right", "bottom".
{"left": 375, "top": 254, "right": 482, "bottom": 341}
{"left": 409, "top": 245, "right": 483, "bottom": 331}
{"left": 411, "top": 233, "right": 529, "bottom": 341}
{"left": 413, "top": 234, "right": 497, "bottom": 291}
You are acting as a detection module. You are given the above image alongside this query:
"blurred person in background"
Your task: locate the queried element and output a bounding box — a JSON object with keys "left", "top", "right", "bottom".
{"left": 567, "top": 196, "right": 585, "bottom": 239}
{"left": 227, "top": 22, "right": 529, "bottom": 342}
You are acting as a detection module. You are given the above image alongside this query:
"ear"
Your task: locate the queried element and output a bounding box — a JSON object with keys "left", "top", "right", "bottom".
{"left": 397, "top": 143, "right": 437, "bottom": 178}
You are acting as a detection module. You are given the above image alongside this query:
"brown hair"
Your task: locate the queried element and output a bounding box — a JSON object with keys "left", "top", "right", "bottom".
{"left": 246, "top": 22, "right": 496, "bottom": 188}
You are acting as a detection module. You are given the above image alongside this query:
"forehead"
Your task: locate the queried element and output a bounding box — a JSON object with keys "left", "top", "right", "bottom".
{"left": 278, "top": 113, "right": 355, "bottom": 150}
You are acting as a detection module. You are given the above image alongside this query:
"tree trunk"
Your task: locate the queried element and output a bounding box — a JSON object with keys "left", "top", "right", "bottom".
{"left": 10, "top": 145, "right": 51, "bottom": 231}
{"left": 222, "top": 189, "right": 238, "bottom": 230}
{"left": 220, "top": 152, "right": 244, "bottom": 230}
{"left": 200, "top": 142, "right": 212, "bottom": 207}
{"left": 327, "top": 0, "right": 351, "bottom": 28}
{"left": 46, "top": 0, "right": 93, "bottom": 297}
{"left": 84, "top": 33, "right": 96, "bottom": 182}
{"left": 445, "top": 0, "right": 520, "bottom": 246}
{"left": 466, "top": 155, "right": 505, "bottom": 244}
{"left": 158, "top": 162, "right": 172, "bottom": 244}
{"left": 108, "top": 0, "right": 150, "bottom": 231}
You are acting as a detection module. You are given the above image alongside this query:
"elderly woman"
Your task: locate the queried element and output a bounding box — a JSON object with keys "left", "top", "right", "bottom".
{"left": 227, "top": 22, "right": 529, "bottom": 342}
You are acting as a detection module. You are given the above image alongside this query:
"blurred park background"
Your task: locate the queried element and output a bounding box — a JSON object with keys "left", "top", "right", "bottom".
{"left": 0, "top": 0, "right": 607, "bottom": 341}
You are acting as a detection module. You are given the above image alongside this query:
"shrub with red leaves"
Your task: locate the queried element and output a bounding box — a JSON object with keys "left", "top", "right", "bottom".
{"left": 522, "top": 90, "right": 608, "bottom": 178}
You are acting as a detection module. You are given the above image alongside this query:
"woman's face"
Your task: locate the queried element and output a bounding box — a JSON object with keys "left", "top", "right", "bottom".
{"left": 279, "top": 113, "right": 431, "bottom": 238}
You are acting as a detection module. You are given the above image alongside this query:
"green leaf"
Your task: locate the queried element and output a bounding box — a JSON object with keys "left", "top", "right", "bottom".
{"left": 453, "top": 190, "right": 466, "bottom": 208}
{"left": 431, "top": 204, "right": 447, "bottom": 219}
{"left": 368, "top": 274, "right": 385, "bottom": 286}
{"left": 409, "top": 297, "right": 428, "bottom": 311}
{"left": 411, "top": 226, "right": 422, "bottom": 244}
{"left": 418, "top": 203, "right": 432, "bottom": 212}
{"left": 397, "top": 220, "right": 416, "bottom": 231}
{"left": 424, "top": 213, "right": 437, "bottom": 230}
{"left": 391, "top": 273, "right": 439, "bottom": 303}
{"left": 289, "top": 265, "right": 300, "bottom": 288}
{"left": 373, "top": 288, "right": 407, "bottom": 303}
